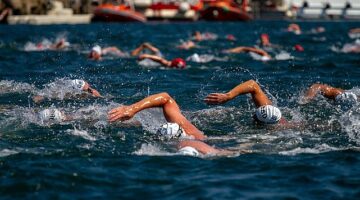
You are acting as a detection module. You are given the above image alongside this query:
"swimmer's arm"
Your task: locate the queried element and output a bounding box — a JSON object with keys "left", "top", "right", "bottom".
{"left": 102, "top": 47, "right": 123, "bottom": 55}
{"left": 223, "top": 47, "right": 245, "bottom": 53}
{"left": 131, "top": 43, "right": 159, "bottom": 56}
{"left": 243, "top": 47, "right": 270, "bottom": 57}
{"left": 177, "top": 41, "right": 195, "bottom": 50}
{"left": 142, "top": 43, "right": 160, "bottom": 54}
{"left": 87, "top": 87, "right": 102, "bottom": 98}
{"left": 108, "top": 92, "right": 173, "bottom": 122}
{"left": 302, "top": 84, "right": 343, "bottom": 104}
{"left": 205, "top": 80, "right": 271, "bottom": 106}
{"left": 138, "top": 54, "right": 170, "bottom": 66}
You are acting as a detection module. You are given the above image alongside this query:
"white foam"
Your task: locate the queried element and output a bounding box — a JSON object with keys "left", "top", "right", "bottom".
{"left": 134, "top": 143, "right": 172, "bottom": 156}
{"left": 0, "top": 149, "right": 19, "bottom": 157}
{"left": 275, "top": 51, "right": 294, "bottom": 60}
{"left": 66, "top": 128, "right": 96, "bottom": 141}
{"left": 279, "top": 144, "right": 339, "bottom": 155}
{"left": 0, "top": 80, "right": 37, "bottom": 94}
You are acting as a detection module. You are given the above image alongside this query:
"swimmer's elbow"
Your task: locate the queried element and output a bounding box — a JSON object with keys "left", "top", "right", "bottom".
{"left": 158, "top": 92, "right": 171, "bottom": 100}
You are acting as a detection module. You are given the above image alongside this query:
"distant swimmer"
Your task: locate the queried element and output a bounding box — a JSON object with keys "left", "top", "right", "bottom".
{"left": 89, "top": 45, "right": 125, "bottom": 60}
{"left": 32, "top": 79, "right": 102, "bottom": 103}
{"left": 25, "top": 38, "right": 70, "bottom": 51}
{"left": 138, "top": 54, "right": 186, "bottom": 69}
{"left": 49, "top": 38, "right": 70, "bottom": 50}
{"left": 108, "top": 92, "right": 205, "bottom": 140}
{"left": 287, "top": 23, "right": 301, "bottom": 35}
{"left": 260, "top": 33, "right": 271, "bottom": 47}
{"left": 204, "top": 79, "right": 285, "bottom": 125}
{"left": 131, "top": 42, "right": 162, "bottom": 57}
{"left": 177, "top": 40, "right": 196, "bottom": 50}
{"left": 300, "top": 83, "right": 358, "bottom": 106}
{"left": 341, "top": 39, "right": 360, "bottom": 53}
{"left": 223, "top": 46, "right": 272, "bottom": 61}
{"left": 349, "top": 28, "right": 360, "bottom": 39}
{"left": 192, "top": 31, "right": 218, "bottom": 42}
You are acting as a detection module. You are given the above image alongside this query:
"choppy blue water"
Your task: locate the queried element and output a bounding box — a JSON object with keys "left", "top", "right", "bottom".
{"left": 0, "top": 21, "right": 360, "bottom": 199}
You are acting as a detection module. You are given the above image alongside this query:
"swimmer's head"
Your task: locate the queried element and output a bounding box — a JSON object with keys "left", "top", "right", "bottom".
{"left": 39, "top": 108, "right": 66, "bottom": 123}
{"left": 71, "top": 79, "right": 86, "bottom": 91}
{"left": 178, "top": 146, "right": 199, "bottom": 156}
{"left": 157, "top": 122, "right": 185, "bottom": 139}
{"left": 255, "top": 105, "right": 282, "bottom": 124}
{"left": 89, "top": 45, "right": 102, "bottom": 60}
{"left": 294, "top": 44, "right": 304, "bottom": 52}
{"left": 92, "top": 45, "right": 101, "bottom": 54}
{"left": 170, "top": 58, "right": 186, "bottom": 69}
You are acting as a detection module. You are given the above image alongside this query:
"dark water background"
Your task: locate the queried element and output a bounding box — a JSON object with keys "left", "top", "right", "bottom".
{"left": 0, "top": 21, "right": 360, "bottom": 199}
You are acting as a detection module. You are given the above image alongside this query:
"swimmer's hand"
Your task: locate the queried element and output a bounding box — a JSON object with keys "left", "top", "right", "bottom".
{"left": 108, "top": 106, "right": 135, "bottom": 122}
{"left": 204, "top": 93, "right": 231, "bottom": 105}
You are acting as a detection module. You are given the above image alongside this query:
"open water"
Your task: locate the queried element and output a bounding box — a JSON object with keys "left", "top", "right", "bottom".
{"left": 0, "top": 21, "right": 360, "bottom": 199}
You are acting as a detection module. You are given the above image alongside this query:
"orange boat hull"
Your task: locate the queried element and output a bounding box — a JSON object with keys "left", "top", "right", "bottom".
{"left": 92, "top": 5, "right": 146, "bottom": 23}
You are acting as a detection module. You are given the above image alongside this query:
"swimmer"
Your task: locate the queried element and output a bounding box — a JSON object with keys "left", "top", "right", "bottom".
{"left": 178, "top": 139, "right": 250, "bottom": 156}
{"left": 108, "top": 92, "right": 245, "bottom": 156}
{"left": 223, "top": 46, "right": 272, "bottom": 61}
{"left": 287, "top": 23, "right": 301, "bottom": 35}
{"left": 193, "top": 31, "right": 203, "bottom": 42}
{"left": 310, "top": 26, "right": 325, "bottom": 34}
{"left": 138, "top": 54, "right": 186, "bottom": 69}
{"left": 30, "top": 38, "right": 69, "bottom": 51}
{"left": 204, "top": 79, "right": 285, "bottom": 125}
{"left": 49, "top": 38, "right": 70, "bottom": 50}
{"left": 177, "top": 40, "right": 196, "bottom": 50}
{"left": 89, "top": 45, "right": 125, "bottom": 60}
{"left": 300, "top": 83, "right": 358, "bottom": 105}
{"left": 108, "top": 92, "right": 205, "bottom": 140}
{"left": 32, "top": 79, "right": 102, "bottom": 103}
{"left": 131, "top": 42, "right": 162, "bottom": 57}
{"left": 192, "top": 31, "right": 217, "bottom": 41}
{"left": 341, "top": 40, "right": 360, "bottom": 53}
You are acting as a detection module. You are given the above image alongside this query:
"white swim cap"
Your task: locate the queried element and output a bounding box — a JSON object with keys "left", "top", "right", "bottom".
{"left": 71, "top": 79, "right": 86, "bottom": 91}
{"left": 92, "top": 45, "right": 102, "bottom": 55}
{"left": 335, "top": 92, "right": 358, "bottom": 104}
{"left": 261, "top": 56, "right": 271, "bottom": 61}
{"left": 39, "top": 108, "right": 65, "bottom": 123}
{"left": 156, "top": 123, "right": 185, "bottom": 139}
{"left": 178, "top": 146, "right": 199, "bottom": 156}
{"left": 255, "top": 105, "right": 282, "bottom": 124}
{"left": 189, "top": 53, "right": 200, "bottom": 62}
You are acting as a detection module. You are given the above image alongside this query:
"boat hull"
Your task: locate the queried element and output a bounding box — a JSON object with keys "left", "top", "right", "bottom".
{"left": 92, "top": 7, "right": 146, "bottom": 23}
